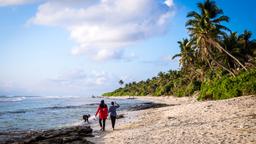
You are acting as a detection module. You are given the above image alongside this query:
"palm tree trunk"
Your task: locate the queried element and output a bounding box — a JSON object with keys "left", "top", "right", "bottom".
{"left": 207, "top": 38, "right": 248, "bottom": 71}
{"left": 206, "top": 58, "right": 213, "bottom": 70}
{"left": 208, "top": 51, "right": 236, "bottom": 77}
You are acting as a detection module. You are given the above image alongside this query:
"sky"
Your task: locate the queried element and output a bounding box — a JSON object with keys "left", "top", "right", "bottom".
{"left": 0, "top": 0, "right": 255, "bottom": 96}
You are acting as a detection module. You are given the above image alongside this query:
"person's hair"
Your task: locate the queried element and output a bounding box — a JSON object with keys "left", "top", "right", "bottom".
{"left": 111, "top": 101, "right": 114, "bottom": 105}
{"left": 100, "top": 100, "right": 106, "bottom": 108}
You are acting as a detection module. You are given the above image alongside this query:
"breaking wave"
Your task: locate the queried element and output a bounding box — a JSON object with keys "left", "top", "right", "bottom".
{"left": 0, "top": 96, "right": 26, "bottom": 102}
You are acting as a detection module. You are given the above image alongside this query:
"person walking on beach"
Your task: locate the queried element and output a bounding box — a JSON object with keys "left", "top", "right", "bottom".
{"left": 108, "top": 101, "right": 120, "bottom": 130}
{"left": 95, "top": 100, "right": 108, "bottom": 131}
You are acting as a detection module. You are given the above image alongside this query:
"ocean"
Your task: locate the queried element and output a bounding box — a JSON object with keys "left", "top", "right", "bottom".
{"left": 0, "top": 95, "right": 145, "bottom": 132}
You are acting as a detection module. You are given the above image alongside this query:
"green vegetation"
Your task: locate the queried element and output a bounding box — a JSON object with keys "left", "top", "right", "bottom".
{"left": 198, "top": 68, "right": 256, "bottom": 100}
{"left": 103, "top": 0, "right": 256, "bottom": 100}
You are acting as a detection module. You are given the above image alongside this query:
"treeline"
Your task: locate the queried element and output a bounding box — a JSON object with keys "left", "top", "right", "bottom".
{"left": 103, "top": 0, "right": 256, "bottom": 100}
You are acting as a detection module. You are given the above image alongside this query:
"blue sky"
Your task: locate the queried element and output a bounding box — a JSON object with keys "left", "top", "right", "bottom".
{"left": 0, "top": 0, "right": 255, "bottom": 96}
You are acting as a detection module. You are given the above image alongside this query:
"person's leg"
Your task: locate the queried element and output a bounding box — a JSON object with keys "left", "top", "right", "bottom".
{"left": 99, "top": 119, "right": 102, "bottom": 129}
{"left": 112, "top": 116, "right": 116, "bottom": 129}
{"left": 110, "top": 116, "right": 114, "bottom": 129}
{"left": 110, "top": 115, "right": 116, "bottom": 129}
{"left": 102, "top": 119, "right": 106, "bottom": 131}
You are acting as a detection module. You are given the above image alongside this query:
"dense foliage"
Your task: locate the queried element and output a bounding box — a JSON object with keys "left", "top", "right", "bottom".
{"left": 198, "top": 68, "right": 256, "bottom": 100}
{"left": 103, "top": 0, "right": 256, "bottom": 100}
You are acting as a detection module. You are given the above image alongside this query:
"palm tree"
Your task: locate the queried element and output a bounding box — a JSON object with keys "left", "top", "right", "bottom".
{"left": 157, "top": 72, "right": 165, "bottom": 78}
{"left": 222, "top": 32, "right": 241, "bottom": 72}
{"left": 240, "top": 30, "right": 253, "bottom": 50}
{"left": 239, "top": 30, "right": 256, "bottom": 66}
{"left": 172, "top": 38, "right": 201, "bottom": 80}
{"left": 172, "top": 39, "right": 195, "bottom": 70}
{"left": 186, "top": 0, "right": 247, "bottom": 74}
{"left": 119, "top": 80, "right": 124, "bottom": 87}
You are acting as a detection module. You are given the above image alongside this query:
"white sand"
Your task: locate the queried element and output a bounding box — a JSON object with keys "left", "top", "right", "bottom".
{"left": 88, "top": 95, "right": 256, "bottom": 144}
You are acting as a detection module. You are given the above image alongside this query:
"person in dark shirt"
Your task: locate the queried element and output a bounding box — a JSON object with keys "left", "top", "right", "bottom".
{"left": 108, "top": 101, "right": 120, "bottom": 130}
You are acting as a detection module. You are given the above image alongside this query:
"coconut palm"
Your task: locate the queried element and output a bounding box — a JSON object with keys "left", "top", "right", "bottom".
{"left": 222, "top": 32, "right": 241, "bottom": 72}
{"left": 172, "top": 39, "right": 201, "bottom": 80}
{"left": 118, "top": 80, "right": 124, "bottom": 87}
{"left": 240, "top": 30, "right": 253, "bottom": 50}
{"left": 239, "top": 30, "right": 256, "bottom": 66}
{"left": 186, "top": 0, "right": 247, "bottom": 74}
{"left": 172, "top": 39, "right": 195, "bottom": 68}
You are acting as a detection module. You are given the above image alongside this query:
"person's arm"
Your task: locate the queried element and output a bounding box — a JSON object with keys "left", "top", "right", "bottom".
{"left": 108, "top": 106, "right": 111, "bottom": 113}
{"left": 106, "top": 106, "right": 108, "bottom": 114}
{"left": 115, "top": 102, "right": 120, "bottom": 108}
{"left": 95, "top": 106, "right": 100, "bottom": 116}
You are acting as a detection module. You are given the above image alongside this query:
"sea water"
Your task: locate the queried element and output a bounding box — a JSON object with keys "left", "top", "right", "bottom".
{"left": 0, "top": 96, "right": 144, "bottom": 132}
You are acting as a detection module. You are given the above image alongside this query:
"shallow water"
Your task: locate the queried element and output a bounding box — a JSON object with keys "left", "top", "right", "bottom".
{"left": 0, "top": 96, "right": 144, "bottom": 132}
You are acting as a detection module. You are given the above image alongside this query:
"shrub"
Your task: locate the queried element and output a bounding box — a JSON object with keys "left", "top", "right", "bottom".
{"left": 198, "top": 68, "right": 256, "bottom": 100}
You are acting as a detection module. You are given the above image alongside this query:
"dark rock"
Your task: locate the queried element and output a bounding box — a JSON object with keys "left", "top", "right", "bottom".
{"left": 116, "top": 114, "right": 125, "bottom": 119}
{"left": 128, "top": 102, "right": 173, "bottom": 111}
{"left": 168, "top": 117, "right": 176, "bottom": 120}
{"left": 0, "top": 126, "right": 94, "bottom": 144}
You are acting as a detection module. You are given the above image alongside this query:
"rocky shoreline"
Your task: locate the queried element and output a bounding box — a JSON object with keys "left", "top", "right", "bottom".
{"left": 0, "top": 126, "right": 93, "bottom": 144}
{"left": 0, "top": 101, "right": 163, "bottom": 144}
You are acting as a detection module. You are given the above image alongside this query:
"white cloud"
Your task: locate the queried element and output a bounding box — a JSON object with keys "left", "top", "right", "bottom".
{"left": 29, "top": 0, "right": 175, "bottom": 60}
{"left": 0, "top": 70, "right": 118, "bottom": 96}
{"left": 49, "top": 69, "right": 114, "bottom": 88}
{"left": 164, "top": 0, "right": 173, "bottom": 7}
{"left": 0, "top": 0, "right": 34, "bottom": 6}
{"left": 38, "top": 69, "right": 121, "bottom": 95}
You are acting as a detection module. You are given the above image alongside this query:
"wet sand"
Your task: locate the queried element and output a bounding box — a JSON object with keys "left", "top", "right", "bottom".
{"left": 88, "top": 95, "right": 256, "bottom": 144}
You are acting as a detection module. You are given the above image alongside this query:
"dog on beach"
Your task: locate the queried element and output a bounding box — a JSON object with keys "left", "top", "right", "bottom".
{"left": 83, "top": 114, "right": 90, "bottom": 123}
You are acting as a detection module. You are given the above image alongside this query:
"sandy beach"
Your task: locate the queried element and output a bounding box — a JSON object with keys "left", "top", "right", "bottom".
{"left": 88, "top": 95, "right": 256, "bottom": 144}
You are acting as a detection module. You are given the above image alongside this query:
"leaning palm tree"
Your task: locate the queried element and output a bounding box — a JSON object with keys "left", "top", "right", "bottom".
{"left": 222, "top": 32, "right": 241, "bottom": 72}
{"left": 186, "top": 0, "right": 247, "bottom": 74}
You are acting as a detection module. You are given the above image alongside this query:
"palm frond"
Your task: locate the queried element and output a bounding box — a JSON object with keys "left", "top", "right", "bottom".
{"left": 172, "top": 54, "right": 181, "bottom": 60}
{"left": 212, "top": 15, "right": 229, "bottom": 23}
